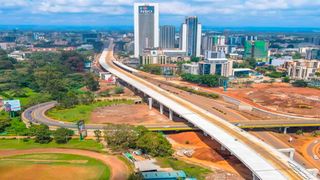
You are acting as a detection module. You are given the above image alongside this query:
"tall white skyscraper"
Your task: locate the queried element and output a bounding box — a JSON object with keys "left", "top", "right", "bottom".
{"left": 134, "top": 3, "right": 159, "bottom": 58}
{"left": 180, "top": 16, "right": 202, "bottom": 57}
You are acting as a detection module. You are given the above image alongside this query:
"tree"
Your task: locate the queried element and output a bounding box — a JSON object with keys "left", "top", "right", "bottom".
{"left": 33, "top": 124, "right": 52, "bottom": 144}
{"left": 59, "top": 90, "right": 79, "bottom": 108}
{"left": 292, "top": 80, "right": 308, "bottom": 87}
{"left": 104, "top": 124, "right": 139, "bottom": 150}
{"left": 114, "top": 86, "right": 124, "bottom": 94}
{"left": 190, "top": 56, "right": 200, "bottom": 62}
{"left": 316, "top": 72, "right": 320, "bottom": 77}
{"left": 0, "top": 117, "right": 10, "bottom": 133}
{"left": 282, "top": 76, "right": 290, "bottom": 83}
{"left": 292, "top": 52, "right": 302, "bottom": 59}
{"left": 85, "top": 73, "right": 100, "bottom": 91}
{"left": 136, "top": 132, "right": 173, "bottom": 157}
{"left": 94, "top": 130, "right": 102, "bottom": 142}
{"left": 53, "top": 128, "right": 74, "bottom": 144}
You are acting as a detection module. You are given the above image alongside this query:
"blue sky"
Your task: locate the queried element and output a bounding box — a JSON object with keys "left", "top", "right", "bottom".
{"left": 0, "top": 0, "right": 320, "bottom": 27}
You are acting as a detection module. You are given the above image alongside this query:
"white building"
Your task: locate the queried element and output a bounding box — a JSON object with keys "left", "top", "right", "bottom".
{"left": 284, "top": 59, "right": 320, "bottom": 80}
{"left": 270, "top": 56, "right": 292, "bottom": 66}
{"left": 134, "top": 3, "right": 159, "bottom": 58}
{"left": 199, "top": 51, "right": 233, "bottom": 77}
{"left": 180, "top": 17, "right": 202, "bottom": 57}
{"left": 182, "top": 63, "right": 199, "bottom": 75}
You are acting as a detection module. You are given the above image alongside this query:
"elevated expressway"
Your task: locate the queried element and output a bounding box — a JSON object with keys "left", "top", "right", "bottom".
{"left": 99, "top": 44, "right": 316, "bottom": 179}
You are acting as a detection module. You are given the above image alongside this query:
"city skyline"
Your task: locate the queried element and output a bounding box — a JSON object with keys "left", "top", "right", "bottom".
{"left": 0, "top": 0, "right": 320, "bottom": 27}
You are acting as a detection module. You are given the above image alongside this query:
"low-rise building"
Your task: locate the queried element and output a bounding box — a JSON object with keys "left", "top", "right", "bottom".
{"left": 8, "top": 51, "right": 26, "bottom": 61}
{"left": 198, "top": 51, "right": 233, "bottom": 77}
{"left": 182, "top": 63, "right": 199, "bottom": 75}
{"left": 140, "top": 48, "right": 189, "bottom": 65}
{"left": 284, "top": 59, "right": 320, "bottom": 80}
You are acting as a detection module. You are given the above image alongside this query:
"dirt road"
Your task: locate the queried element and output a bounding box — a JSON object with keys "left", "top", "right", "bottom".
{"left": 0, "top": 148, "right": 129, "bottom": 180}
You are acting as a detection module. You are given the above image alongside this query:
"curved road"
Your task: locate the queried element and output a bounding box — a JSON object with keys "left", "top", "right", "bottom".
{"left": 22, "top": 101, "right": 194, "bottom": 131}
{"left": 306, "top": 138, "right": 320, "bottom": 171}
{"left": 0, "top": 148, "right": 129, "bottom": 180}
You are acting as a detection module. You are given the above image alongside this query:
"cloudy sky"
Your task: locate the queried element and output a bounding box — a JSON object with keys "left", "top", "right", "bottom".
{"left": 0, "top": 0, "right": 320, "bottom": 27}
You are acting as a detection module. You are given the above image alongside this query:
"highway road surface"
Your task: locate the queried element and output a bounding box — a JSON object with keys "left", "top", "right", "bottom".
{"left": 100, "top": 43, "right": 315, "bottom": 179}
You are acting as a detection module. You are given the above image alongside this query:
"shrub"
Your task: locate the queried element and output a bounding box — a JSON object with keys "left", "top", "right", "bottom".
{"left": 53, "top": 128, "right": 74, "bottom": 144}
{"left": 34, "top": 124, "right": 52, "bottom": 144}
{"left": 296, "top": 129, "right": 304, "bottom": 135}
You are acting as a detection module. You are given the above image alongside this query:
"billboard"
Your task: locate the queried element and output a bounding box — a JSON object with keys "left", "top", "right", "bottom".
{"left": 3, "top": 100, "right": 21, "bottom": 112}
{"left": 139, "top": 6, "right": 154, "bottom": 14}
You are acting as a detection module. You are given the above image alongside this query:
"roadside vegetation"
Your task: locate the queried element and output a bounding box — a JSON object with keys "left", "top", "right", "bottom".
{"left": 181, "top": 73, "right": 221, "bottom": 87}
{"left": 173, "top": 84, "right": 219, "bottom": 99}
{"left": 140, "top": 64, "right": 162, "bottom": 75}
{"left": 156, "top": 157, "right": 212, "bottom": 180}
{"left": 104, "top": 124, "right": 173, "bottom": 157}
{"left": 47, "top": 99, "right": 134, "bottom": 123}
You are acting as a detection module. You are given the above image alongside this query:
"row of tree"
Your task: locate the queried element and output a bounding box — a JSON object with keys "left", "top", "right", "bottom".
{"left": 29, "top": 124, "right": 74, "bottom": 144}
{"left": 181, "top": 73, "right": 221, "bottom": 87}
{"left": 103, "top": 124, "right": 173, "bottom": 157}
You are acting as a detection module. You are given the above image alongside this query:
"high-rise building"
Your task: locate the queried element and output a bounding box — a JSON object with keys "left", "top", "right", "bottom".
{"left": 180, "top": 16, "right": 202, "bottom": 57}
{"left": 244, "top": 40, "right": 268, "bottom": 62}
{"left": 134, "top": 3, "right": 159, "bottom": 58}
{"left": 160, "top": 25, "right": 175, "bottom": 49}
{"left": 202, "top": 35, "right": 228, "bottom": 54}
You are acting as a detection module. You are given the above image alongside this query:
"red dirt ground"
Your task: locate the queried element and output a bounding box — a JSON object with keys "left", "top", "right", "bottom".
{"left": 168, "top": 132, "right": 251, "bottom": 179}
{"left": 209, "top": 83, "right": 320, "bottom": 118}
{"left": 91, "top": 103, "right": 185, "bottom": 125}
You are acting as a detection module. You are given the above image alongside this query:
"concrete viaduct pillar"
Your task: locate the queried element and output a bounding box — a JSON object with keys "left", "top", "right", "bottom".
{"left": 283, "top": 127, "right": 288, "bottom": 134}
{"left": 160, "top": 104, "right": 163, "bottom": 115}
{"left": 148, "top": 98, "right": 153, "bottom": 110}
{"left": 169, "top": 109, "right": 173, "bottom": 120}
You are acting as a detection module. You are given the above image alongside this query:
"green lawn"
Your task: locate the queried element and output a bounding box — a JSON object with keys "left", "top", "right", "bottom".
{"left": 157, "top": 157, "right": 212, "bottom": 180}
{"left": 0, "top": 153, "right": 110, "bottom": 180}
{"left": 46, "top": 100, "right": 134, "bottom": 123}
{"left": 0, "top": 138, "right": 104, "bottom": 152}
{"left": 0, "top": 88, "right": 49, "bottom": 109}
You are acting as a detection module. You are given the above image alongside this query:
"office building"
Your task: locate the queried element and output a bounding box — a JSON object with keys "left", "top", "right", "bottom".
{"left": 140, "top": 48, "right": 190, "bottom": 65}
{"left": 202, "top": 35, "right": 227, "bottom": 53}
{"left": 82, "top": 33, "right": 100, "bottom": 43}
{"left": 159, "top": 25, "right": 175, "bottom": 49}
{"left": 182, "top": 63, "right": 199, "bottom": 75}
{"left": 199, "top": 50, "right": 233, "bottom": 77}
{"left": 306, "top": 49, "right": 320, "bottom": 60}
{"left": 134, "top": 3, "right": 159, "bottom": 58}
{"left": 244, "top": 40, "right": 268, "bottom": 62}
{"left": 284, "top": 59, "right": 320, "bottom": 80}
{"left": 180, "top": 16, "right": 202, "bottom": 57}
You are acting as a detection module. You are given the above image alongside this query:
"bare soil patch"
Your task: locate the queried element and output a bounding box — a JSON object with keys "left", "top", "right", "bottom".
{"left": 91, "top": 103, "right": 185, "bottom": 125}
{"left": 168, "top": 132, "right": 250, "bottom": 179}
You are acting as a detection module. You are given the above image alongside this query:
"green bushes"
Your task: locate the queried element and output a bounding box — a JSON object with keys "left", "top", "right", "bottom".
{"left": 173, "top": 85, "right": 219, "bottom": 99}
{"left": 104, "top": 125, "right": 172, "bottom": 157}
{"left": 53, "top": 128, "right": 74, "bottom": 144}
{"left": 292, "top": 80, "right": 308, "bottom": 87}
{"left": 181, "top": 73, "right": 220, "bottom": 87}
{"left": 141, "top": 64, "right": 162, "bottom": 75}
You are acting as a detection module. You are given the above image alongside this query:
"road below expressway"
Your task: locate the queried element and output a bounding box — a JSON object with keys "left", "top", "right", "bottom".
{"left": 100, "top": 43, "right": 316, "bottom": 179}
{"left": 21, "top": 43, "right": 316, "bottom": 179}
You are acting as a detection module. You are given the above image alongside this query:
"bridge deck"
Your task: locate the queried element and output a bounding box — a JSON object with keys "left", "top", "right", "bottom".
{"left": 99, "top": 48, "right": 313, "bottom": 180}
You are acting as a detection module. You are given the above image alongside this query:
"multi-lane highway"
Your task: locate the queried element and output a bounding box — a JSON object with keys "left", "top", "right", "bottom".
{"left": 99, "top": 43, "right": 316, "bottom": 179}
{"left": 21, "top": 42, "right": 317, "bottom": 179}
